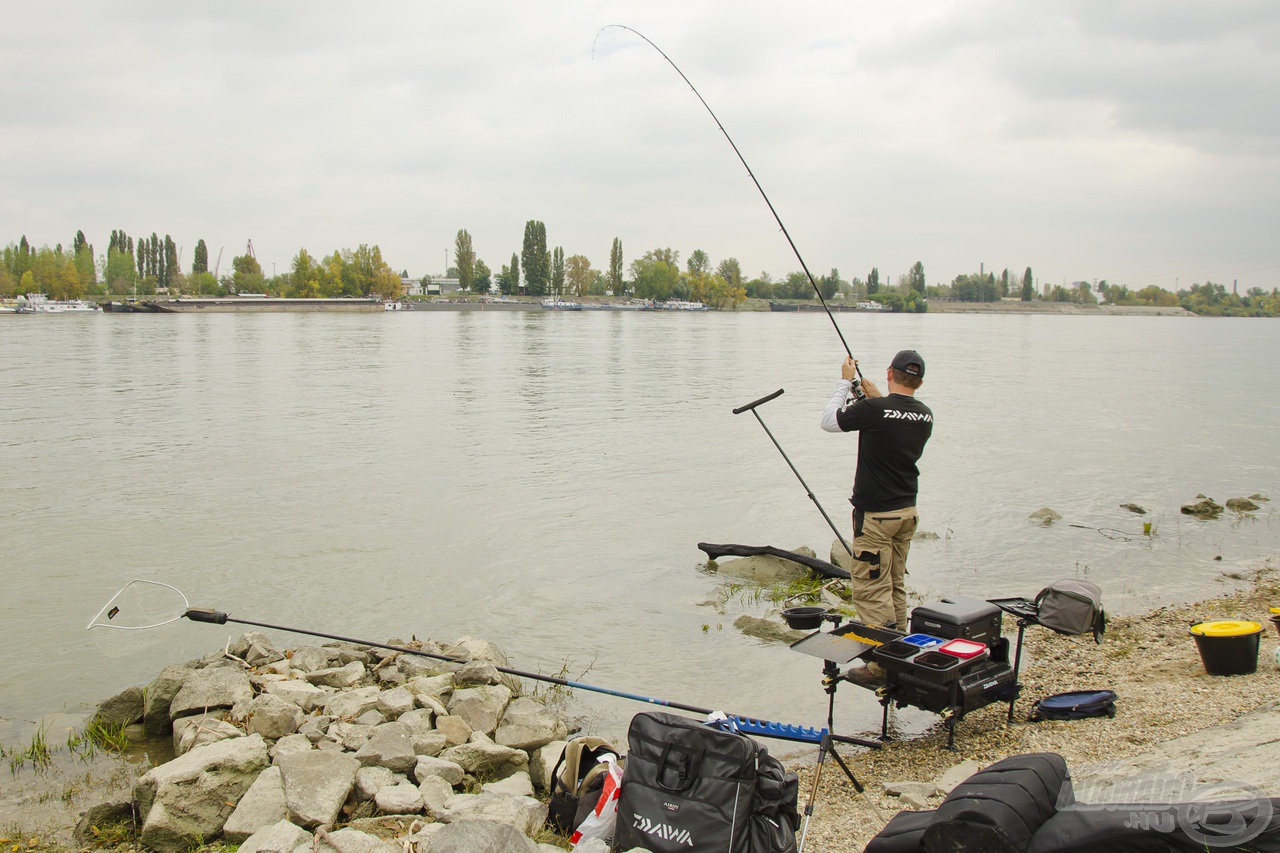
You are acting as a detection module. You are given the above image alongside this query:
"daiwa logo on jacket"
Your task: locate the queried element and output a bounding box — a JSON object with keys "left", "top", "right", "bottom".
{"left": 632, "top": 813, "right": 695, "bottom": 847}
{"left": 882, "top": 409, "right": 933, "bottom": 422}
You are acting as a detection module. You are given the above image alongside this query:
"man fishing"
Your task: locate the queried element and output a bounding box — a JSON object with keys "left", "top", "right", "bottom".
{"left": 821, "top": 350, "right": 933, "bottom": 677}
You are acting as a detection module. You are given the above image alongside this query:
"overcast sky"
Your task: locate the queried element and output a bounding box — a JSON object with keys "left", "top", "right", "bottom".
{"left": 3, "top": 1, "right": 1277, "bottom": 291}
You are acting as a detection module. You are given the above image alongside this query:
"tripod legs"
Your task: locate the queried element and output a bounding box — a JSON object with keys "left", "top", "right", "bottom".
{"left": 799, "top": 732, "right": 866, "bottom": 853}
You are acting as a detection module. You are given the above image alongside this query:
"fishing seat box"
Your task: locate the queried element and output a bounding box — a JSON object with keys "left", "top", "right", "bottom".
{"left": 910, "top": 596, "right": 1003, "bottom": 647}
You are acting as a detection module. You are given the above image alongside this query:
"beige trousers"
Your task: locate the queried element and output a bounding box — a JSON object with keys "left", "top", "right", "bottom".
{"left": 847, "top": 506, "right": 918, "bottom": 629}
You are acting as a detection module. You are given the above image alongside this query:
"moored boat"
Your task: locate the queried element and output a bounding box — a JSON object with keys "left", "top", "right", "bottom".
{"left": 14, "top": 294, "right": 101, "bottom": 313}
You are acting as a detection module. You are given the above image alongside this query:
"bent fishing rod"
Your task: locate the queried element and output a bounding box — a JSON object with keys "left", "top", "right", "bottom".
{"left": 598, "top": 24, "right": 866, "bottom": 400}
{"left": 87, "top": 579, "right": 878, "bottom": 750}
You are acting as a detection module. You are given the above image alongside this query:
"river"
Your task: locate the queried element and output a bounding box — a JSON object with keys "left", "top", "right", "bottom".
{"left": 2, "top": 310, "right": 1277, "bottom": 746}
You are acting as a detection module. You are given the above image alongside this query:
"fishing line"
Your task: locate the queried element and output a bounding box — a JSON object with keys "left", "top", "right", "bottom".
{"left": 595, "top": 24, "right": 865, "bottom": 392}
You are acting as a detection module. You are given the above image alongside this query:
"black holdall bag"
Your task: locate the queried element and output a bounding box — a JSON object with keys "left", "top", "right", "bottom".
{"left": 613, "top": 711, "right": 799, "bottom": 853}
{"left": 1034, "top": 579, "right": 1106, "bottom": 643}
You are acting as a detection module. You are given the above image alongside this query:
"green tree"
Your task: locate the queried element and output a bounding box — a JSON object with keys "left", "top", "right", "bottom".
{"left": 193, "top": 239, "right": 208, "bottom": 274}
{"left": 818, "top": 268, "right": 840, "bottom": 301}
{"left": 454, "top": 229, "right": 476, "bottom": 292}
{"left": 163, "top": 235, "right": 178, "bottom": 288}
{"left": 687, "top": 249, "right": 710, "bottom": 277}
{"left": 630, "top": 249, "right": 682, "bottom": 300}
{"left": 867, "top": 266, "right": 880, "bottom": 294}
{"left": 552, "top": 246, "right": 565, "bottom": 296}
{"left": 474, "top": 259, "right": 492, "bottom": 294}
{"left": 232, "top": 251, "right": 265, "bottom": 293}
{"left": 521, "top": 220, "right": 549, "bottom": 296}
{"left": 105, "top": 247, "right": 138, "bottom": 294}
{"left": 511, "top": 252, "right": 521, "bottom": 294}
{"left": 717, "top": 258, "right": 743, "bottom": 291}
{"left": 565, "top": 254, "right": 594, "bottom": 296}
{"left": 608, "top": 237, "right": 624, "bottom": 296}
{"left": 907, "top": 261, "right": 926, "bottom": 295}
{"left": 1021, "top": 267, "right": 1034, "bottom": 301}
{"left": 999, "top": 268, "right": 1010, "bottom": 297}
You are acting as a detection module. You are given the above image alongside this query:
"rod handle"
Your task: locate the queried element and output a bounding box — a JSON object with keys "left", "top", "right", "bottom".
{"left": 732, "top": 388, "right": 784, "bottom": 414}
{"left": 184, "top": 608, "right": 230, "bottom": 624}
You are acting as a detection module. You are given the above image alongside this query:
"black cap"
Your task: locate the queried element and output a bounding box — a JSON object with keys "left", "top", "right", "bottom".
{"left": 891, "top": 349, "right": 925, "bottom": 378}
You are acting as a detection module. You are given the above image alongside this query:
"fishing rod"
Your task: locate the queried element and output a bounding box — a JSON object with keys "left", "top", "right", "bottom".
{"left": 598, "top": 24, "right": 866, "bottom": 400}
{"left": 87, "top": 579, "right": 879, "bottom": 750}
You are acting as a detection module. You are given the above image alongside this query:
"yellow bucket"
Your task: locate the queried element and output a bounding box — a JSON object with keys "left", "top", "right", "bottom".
{"left": 1189, "top": 620, "right": 1262, "bottom": 675}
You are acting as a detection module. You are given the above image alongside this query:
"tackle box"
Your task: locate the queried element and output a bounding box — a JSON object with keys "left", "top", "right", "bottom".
{"left": 909, "top": 597, "right": 1003, "bottom": 645}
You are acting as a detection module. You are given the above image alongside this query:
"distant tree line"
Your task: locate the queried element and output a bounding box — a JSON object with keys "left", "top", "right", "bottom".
{"left": 3, "top": 228, "right": 1277, "bottom": 317}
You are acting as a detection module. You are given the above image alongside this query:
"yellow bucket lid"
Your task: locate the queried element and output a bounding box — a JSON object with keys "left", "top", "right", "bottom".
{"left": 1190, "top": 620, "right": 1262, "bottom": 637}
{"left": 1270, "top": 607, "right": 1280, "bottom": 615}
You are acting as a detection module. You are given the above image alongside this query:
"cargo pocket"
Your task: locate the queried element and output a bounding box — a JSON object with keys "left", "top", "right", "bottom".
{"left": 850, "top": 546, "right": 883, "bottom": 581}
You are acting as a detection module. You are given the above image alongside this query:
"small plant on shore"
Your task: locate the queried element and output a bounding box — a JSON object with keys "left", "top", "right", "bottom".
{"left": 529, "top": 657, "right": 596, "bottom": 715}
{"left": 6, "top": 725, "right": 53, "bottom": 774}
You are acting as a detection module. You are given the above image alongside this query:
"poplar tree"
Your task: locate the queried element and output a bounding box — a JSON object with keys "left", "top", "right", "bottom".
{"left": 193, "top": 240, "right": 208, "bottom": 274}
{"left": 511, "top": 253, "right": 520, "bottom": 295}
{"left": 609, "top": 237, "right": 624, "bottom": 296}
{"left": 1022, "top": 267, "right": 1034, "bottom": 301}
{"left": 521, "top": 220, "right": 548, "bottom": 296}
{"left": 552, "top": 246, "right": 565, "bottom": 296}
{"left": 454, "top": 229, "right": 476, "bottom": 292}
{"left": 867, "top": 267, "right": 880, "bottom": 294}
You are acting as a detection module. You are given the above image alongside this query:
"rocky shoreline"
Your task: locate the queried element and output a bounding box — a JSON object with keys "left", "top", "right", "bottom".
{"left": 73, "top": 633, "right": 583, "bottom": 852}
{"left": 13, "top": 558, "right": 1280, "bottom": 852}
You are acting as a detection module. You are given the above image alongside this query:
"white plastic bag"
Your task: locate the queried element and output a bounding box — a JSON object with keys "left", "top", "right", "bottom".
{"left": 570, "top": 755, "right": 624, "bottom": 849}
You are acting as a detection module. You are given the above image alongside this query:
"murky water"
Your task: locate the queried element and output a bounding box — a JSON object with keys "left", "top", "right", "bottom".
{"left": 2, "top": 310, "right": 1277, "bottom": 748}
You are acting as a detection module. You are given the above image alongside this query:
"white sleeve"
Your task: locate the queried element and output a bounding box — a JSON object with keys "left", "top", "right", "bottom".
{"left": 820, "top": 380, "right": 852, "bottom": 432}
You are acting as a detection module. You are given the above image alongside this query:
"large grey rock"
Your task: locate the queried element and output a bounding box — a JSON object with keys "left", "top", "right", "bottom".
{"left": 237, "top": 819, "right": 313, "bottom": 853}
{"left": 406, "top": 674, "right": 455, "bottom": 703}
{"left": 353, "top": 765, "right": 401, "bottom": 802}
{"left": 376, "top": 686, "right": 416, "bottom": 718}
{"left": 269, "top": 733, "right": 313, "bottom": 763}
{"left": 298, "top": 714, "right": 334, "bottom": 743}
{"left": 327, "top": 721, "right": 375, "bottom": 751}
{"left": 229, "top": 632, "right": 286, "bottom": 666}
{"left": 414, "top": 819, "right": 540, "bottom": 852}
{"left": 446, "top": 685, "right": 511, "bottom": 736}
{"left": 314, "top": 827, "right": 401, "bottom": 853}
{"left": 223, "top": 765, "right": 287, "bottom": 843}
{"left": 134, "top": 733, "right": 269, "bottom": 851}
{"left": 168, "top": 665, "right": 253, "bottom": 720}
{"left": 92, "top": 685, "right": 145, "bottom": 730}
{"left": 277, "top": 750, "right": 360, "bottom": 829}
{"left": 374, "top": 782, "right": 424, "bottom": 815}
{"left": 454, "top": 660, "right": 502, "bottom": 686}
{"left": 530, "top": 740, "right": 566, "bottom": 792}
{"left": 494, "top": 697, "right": 568, "bottom": 751}
{"left": 711, "top": 547, "right": 815, "bottom": 583}
{"left": 172, "top": 714, "right": 243, "bottom": 756}
{"left": 263, "top": 678, "right": 328, "bottom": 713}
{"left": 482, "top": 770, "right": 533, "bottom": 798}
{"left": 419, "top": 777, "right": 453, "bottom": 818}
{"left": 443, "top": 637, "right": 522, "bottom": 695}
{"left": 414, "top": 755, "right": 466, "bottom": 787}
{"left": 305, "top": 661, "right": 367, "bottom": 689}
{"left": 412, "top": 731, "right": 448, "bottom": 757}
{"left": 288, "top": 646, "right": 336, "bottom": 673}
{"left": 434, "top": 715, "right": 472, "bottom": 747}
{"left": 414, "top": 753, "right": 465, "bottom": 783}
{"left": 323, "top": 686, "right": 380, "bottom": 718}
{"left": 439, "top": 791, "right": 547, "bottom": 835}
{"left": 438, "top": 732, "right": 528, "bottom": 779}
{"left": 354, "top": 722, "right": 418, "bottom": 773}
{"left": 248, "top": 693, "right": 306, "bottom": 740}
{"left": 143, "top": 665, "right": 194, "bottom": 735}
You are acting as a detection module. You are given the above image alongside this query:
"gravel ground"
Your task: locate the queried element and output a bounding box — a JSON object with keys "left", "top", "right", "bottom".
{"left": 790, "top": 561, "right": 1280, "bottom": 852}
